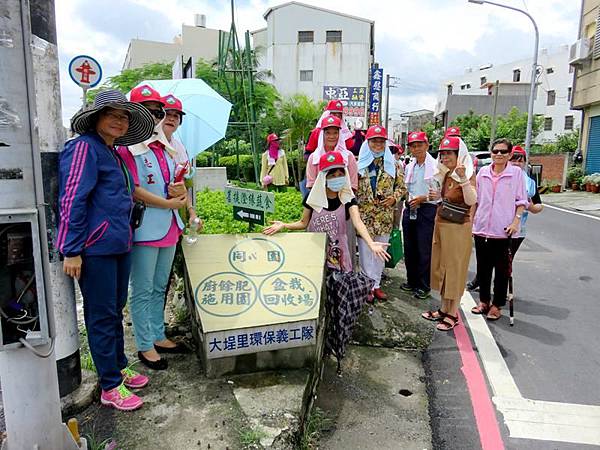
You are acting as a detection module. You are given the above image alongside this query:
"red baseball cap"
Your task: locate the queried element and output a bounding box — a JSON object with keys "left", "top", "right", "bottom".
{"left": 512, "top": 145, "right": 526, "bottom": 156}
{"left": 439, "top": 136, "right": 460, "bottom": 151}
{"left": 130, "top": 84, "right": 164, "bottom": 105}
{"left": 444, "top": 126, "right": 461, "bottom": 137}
{"left": 407, "top": 131, "right": 428, "bottom": 144}
{"left": 391, "top": 143, "right": 404, "bottom": 155}
{"left": 161, "top": 94, "right": 186, "bottom": 115}
{"left": 325, "top": 100, "right": 344, "bottom": 113}
{"left": 321, "top": 115, "right": 342, "bottom": 129}
{"left": 366, "top": 125, "right": 387, "bottom": 140}
{"left": 266, "top": 133, "right": 279, "bottom": 143}
{"left": 318, "top": 151, "right": 346, "bottom": 172}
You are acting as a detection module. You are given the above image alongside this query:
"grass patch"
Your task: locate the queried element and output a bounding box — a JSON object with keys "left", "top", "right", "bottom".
{"left": 238, "top": 426, "right": 267, "bottom": 448}
{"left": 78, "top": 325, "right": 96, "bottom": 372}
{"left": 299, "top": 407, "right": 332, "bottom": 450}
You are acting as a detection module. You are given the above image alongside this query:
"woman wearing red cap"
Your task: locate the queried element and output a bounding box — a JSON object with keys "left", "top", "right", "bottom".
{"left": 421, "top": 137, "right": 476, "bottom": 331}
{"left": 305, "top": 100, "right": 355, "bottom": 152}
{"left": 356, "top": 125, "right": 406, "bottom": 302}
{"left": 260, "top": 133, "right": 289, "bottom": 192}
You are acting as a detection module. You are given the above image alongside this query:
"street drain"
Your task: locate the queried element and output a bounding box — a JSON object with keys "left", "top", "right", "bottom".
{"left": 398, "top": 389, "right": 413, "bottom": 397}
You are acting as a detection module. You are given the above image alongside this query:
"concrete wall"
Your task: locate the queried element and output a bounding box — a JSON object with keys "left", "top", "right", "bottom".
{"left": 194, "top": 167, "right": 228, "bottom": 192}
{"left": 437, "top": 46, "right": 582, "bottom": 142}
{"left": 181, "top": 25, "right": 222, "bottom": 64}
{"left": 529, "top": 154, "right": 569, "bottom": 186}
{"left": 572, "top": 0, "right": 600, "bottom": 109}
{"left": 445, "top": 94, "right": 529, "bottom": 124}
{"left": 122, "top": 39, "right": 182, "bottom": 70}
{"left": 260, "top": 3, "right": 372, "bottom": 103}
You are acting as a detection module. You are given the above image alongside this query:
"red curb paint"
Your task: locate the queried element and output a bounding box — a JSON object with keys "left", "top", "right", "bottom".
{"left": 454, "top": 314, "right": 505, "bottom": 450}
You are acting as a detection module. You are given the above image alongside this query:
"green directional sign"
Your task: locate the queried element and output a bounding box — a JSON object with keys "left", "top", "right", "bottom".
{"left": 233, "top": 206, "right": 265, "bottom": 226}
{"left": 225, "top": 186, "right": 275, "bottom": 213}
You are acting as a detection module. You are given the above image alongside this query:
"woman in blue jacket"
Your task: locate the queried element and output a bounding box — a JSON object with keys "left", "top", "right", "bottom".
{"left": 57, "top": 90, "right": 154, "bottom": 411}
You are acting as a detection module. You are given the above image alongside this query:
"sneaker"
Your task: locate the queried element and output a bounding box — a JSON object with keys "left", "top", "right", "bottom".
{"left": 121, "top": 367, "right": 149, "bottom": 389}
{"left": 400, "top": 283, "right": 414, "bottom": 293}
{"left": 414, "top": 289, "right": 431, "bottom": 300}
{"left": 101, "top": 384, "right": 143, "bottom": 411}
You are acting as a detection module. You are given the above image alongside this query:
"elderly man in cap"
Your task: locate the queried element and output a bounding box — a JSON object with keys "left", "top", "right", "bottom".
{"left": 401, "top": 131, "right": 440, "bottom": 300}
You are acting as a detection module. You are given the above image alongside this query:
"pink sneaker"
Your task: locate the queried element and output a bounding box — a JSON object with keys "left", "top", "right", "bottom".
{"left": 121, "top": 367, "right": 149, "bottom": 389}
{"left": 101, "top": 384, "right": 143, "bottom": 411}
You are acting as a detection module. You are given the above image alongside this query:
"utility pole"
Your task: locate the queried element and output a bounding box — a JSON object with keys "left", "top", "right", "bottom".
{"left": 489, "top": 80, "right": 500, "bottom": 147}
{"left": 0, "top": 1, "right": 84, "bottom": 449}
{"left": 384, "top": 74, "right": 391, "bottom": 131}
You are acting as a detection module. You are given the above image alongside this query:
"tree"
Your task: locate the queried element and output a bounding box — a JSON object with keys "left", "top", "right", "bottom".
{"left": 87, "top": 62, "right": 174, "bottom": 101}
{"left": 277, "top": 94, "right": 325, "bottom": 150}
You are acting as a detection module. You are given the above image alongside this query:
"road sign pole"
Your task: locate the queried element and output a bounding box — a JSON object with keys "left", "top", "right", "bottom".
{"left": 82, "top": 86, "right": 88, "bottom": 110}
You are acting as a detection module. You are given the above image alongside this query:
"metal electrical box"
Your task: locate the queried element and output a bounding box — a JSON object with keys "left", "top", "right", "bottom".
{"left": 0, "top": 1, "right": 52, "bottom": 350}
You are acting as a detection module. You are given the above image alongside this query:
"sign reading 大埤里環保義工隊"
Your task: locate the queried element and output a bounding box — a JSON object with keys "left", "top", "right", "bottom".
{"left": 182, "top": 233, "right": 327, "bottom": 359}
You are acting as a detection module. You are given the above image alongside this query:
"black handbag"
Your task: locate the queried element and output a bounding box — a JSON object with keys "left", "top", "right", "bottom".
{"left": 438, "top": 200, "right": 470, "bottom": 224}
{"left": 130, "top": 201, "right": 146, "bottom": 229}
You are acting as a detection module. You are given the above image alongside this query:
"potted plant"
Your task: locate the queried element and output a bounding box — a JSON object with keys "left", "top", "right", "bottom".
{"left": 583, "top": 175, "right": 592, "bottom": 192}
{"left": 550, "top": 180, "right": 562, "bottom": 193}
{"left": 592, "top": 174, "right": 600, "bottom": 193}
{"left": 567, "top": 166, "right": 584, "bottom": 190}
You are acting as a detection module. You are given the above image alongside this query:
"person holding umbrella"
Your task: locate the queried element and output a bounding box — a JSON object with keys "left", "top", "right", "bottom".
{"left": 260, "top": 133, "right": 289, "bottom": 192}
{"left": 58, "top": 90, "right": 155, "bottom": 411}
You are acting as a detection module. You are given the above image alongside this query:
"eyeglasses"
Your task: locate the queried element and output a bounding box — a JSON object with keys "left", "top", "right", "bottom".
{"left": 146, "top": 108, "right": 165, "bottom": 120}
{"left": 491, "top": 148, "right": 510, "bottom": 155}
{"left": 104, "top": 111, "right": 130, "bottom": 122}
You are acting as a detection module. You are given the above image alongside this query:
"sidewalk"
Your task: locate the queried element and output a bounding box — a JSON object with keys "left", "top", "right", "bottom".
{"left": 541, "top": 190, "right": 600, "bottom": 218}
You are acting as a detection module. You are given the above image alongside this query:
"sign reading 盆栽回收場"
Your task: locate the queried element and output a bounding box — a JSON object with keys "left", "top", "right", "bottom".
{"left": 182, "top": 233, "right": 327, "bottom": 359}
{"left": 225, "top": 186, "right": 274, "bottom": 212}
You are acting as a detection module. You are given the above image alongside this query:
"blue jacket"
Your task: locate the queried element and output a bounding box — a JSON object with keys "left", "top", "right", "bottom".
{"left": 57, "top": 132, "right": 134, "bottom": 257}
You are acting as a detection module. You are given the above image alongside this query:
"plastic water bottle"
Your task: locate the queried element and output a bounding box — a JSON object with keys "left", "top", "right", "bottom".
{"left": 409, "top": 194, "right": 418, "bottom": 220}
{"left": 184, "top": 217, "right": 201, "bottom": 245}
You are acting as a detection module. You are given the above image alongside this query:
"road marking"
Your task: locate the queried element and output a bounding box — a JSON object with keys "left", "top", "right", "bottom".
{"left": 544, "top": 203, "right": 600, "bottom": 221}
{"left": 460, "top": 292, "right": 600, "bottom": 446}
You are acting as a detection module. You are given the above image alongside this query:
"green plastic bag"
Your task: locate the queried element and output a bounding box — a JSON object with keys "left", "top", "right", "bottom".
{"left": 385, "top": 228, "right": 404, "bottom": 268}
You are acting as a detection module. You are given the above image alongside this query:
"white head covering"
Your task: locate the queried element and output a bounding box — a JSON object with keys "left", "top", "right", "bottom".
{"left": 306, "top": 167, "right": 355, "bottom": 213}
{"left": 405, "top": 152, "right": 439, "bottom": 184}
{"left": 311, "top": 125, "right": 352, "bottom": 165}
{"left": 317, "top": 110, "right": 353, "bottom": 142}
{"left": 356, "top": 139, "right": 396, "bottom": 178}
{"left": 436, "top": 137, "right": 475, "bottom": 183}
{"left": 128, "top": 118, "right": 178, "bottom": 157}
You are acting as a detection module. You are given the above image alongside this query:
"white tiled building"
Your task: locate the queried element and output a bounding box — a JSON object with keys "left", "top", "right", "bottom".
{"left": 434, "top": 46, "right": 581, "bottom": 143}
{"left": 252, "top": 2, "right": 374, "bottom": 120}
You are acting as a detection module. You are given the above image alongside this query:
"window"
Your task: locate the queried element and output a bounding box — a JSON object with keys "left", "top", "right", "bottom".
{"left": 544, "top": 117, "right": 553, "bottom": 131}
{"left": 569, "top": 65, "right": 575, "bottom": 73}
{"left": 298, "top": 31, "right": 314, "bottom": 43}
{"left": 565, "top": 115, "right": 574, "bottom": 130}
{"left": 480, "top": 76, "right": 487, "bottom": 86}
{"left": 460, "top": 83, "right": 471, "bottom": 90}
{"left": 447, "top": 84, "right": 453, "bottom": 95}
{"left": 567, "top": 87, "right": 572, "bottom": 102}
{"left": 546, "top": 67, "right": 554, "bottom": 74}
{"left": 299, "top": 70, "right": 313, "bottom": 82}
{"left": 513, "top": 69, "right": 521, "bottom": 82}
{"left": 547, "top": 90, "right": 556, "bottom": 106}
{"left": 326, "top": 30, "right": 342, "bottom": 42}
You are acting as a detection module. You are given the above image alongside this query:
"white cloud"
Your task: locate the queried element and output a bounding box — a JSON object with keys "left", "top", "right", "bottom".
{"left": 55, "top": 0, "right": 579, "bottom": 124}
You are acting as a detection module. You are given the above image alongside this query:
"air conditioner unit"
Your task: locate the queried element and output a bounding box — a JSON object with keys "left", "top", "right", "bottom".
{"left": 569, "top": 38, "right": 591, "bottom": 65}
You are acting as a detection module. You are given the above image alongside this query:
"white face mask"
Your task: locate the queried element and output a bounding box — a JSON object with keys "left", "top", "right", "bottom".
{"left": 326, "top": 176, "right": 346, "bottom": 192}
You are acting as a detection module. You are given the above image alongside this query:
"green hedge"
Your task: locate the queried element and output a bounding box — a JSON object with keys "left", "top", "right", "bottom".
{"left": 196, "top": 188, "right": 303, "bottom": 234}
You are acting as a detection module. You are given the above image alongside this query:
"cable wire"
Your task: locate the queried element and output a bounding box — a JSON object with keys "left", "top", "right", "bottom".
{"left": 18, "top": 337, "right": 54, "bottom": 359}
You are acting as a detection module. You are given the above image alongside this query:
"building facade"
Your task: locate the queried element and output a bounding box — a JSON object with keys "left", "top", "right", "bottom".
{"left": 572, "top": 0, "right": 600, "bottom": 174}
{"left": 434, "top": 46, "right": 581, "bottom": 143}
{"left": 252, "top": 2, "right": 374, "bottom": 121}
{"left": 122, "top": 15, "right": 224, "bottom": 71}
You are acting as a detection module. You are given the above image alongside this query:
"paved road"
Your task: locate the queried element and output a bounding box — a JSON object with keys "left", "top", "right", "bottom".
{"left": 427, "top": 205, "right": 600, "bottom": 449}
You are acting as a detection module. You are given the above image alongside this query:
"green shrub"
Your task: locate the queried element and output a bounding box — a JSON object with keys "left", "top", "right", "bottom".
{"left": 196, "top": 188, "right": 303, "bottom": 234}
{"left": 567, "top": 166, "right": 584, "bottom": 184}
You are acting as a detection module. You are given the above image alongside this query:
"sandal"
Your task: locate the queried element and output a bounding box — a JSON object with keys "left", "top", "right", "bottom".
{"left": 486, "top": 305, "right": 502, "bottom": 321}
{"left": 421, "top": 309, "right": 445, "bottom": 322}
{"left": 436, "top": 314, "right": 459, "bottom": 331}
{"left": 471, "top": 302, "right": 490, "bottom": 315}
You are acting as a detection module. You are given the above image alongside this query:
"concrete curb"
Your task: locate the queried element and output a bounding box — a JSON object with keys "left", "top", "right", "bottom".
{"left": 60, "top": 369, "right": 98, "bottom": 417}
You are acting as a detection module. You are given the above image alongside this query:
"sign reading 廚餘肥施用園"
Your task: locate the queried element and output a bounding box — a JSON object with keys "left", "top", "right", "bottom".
{"left": 182, "top": 233, "right": 326, "bottom": 360}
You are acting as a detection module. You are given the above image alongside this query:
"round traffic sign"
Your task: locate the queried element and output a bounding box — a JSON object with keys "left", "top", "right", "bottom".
{"left": 68, "top": 55, "right": 102, "bottom": 88}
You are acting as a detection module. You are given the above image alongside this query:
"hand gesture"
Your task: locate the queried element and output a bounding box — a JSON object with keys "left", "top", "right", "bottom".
{"left": 408, "top": 195, "right": 425, "bottom": 208}
{"left": 168, "top": 181, "right": 187, "bottom": 198}
{"left": 63, "top": 255, "right": 82, "bottom": 280}
{"left": 505, "top": 221, "right": 520, "bottom": 236}
{"left": 369, "top": 241, "right": 390, "bottom": 262}
{"left": 455, "top": 164, "right": 466, "bottom": 180}
{"left": 169, "top": 194, "right": 187, "bottom": 210}
{"left": 428, "top": 188, "right": 441, "bottom": 201}
{"left": 263, "top": 221, "right": 285, "bottom": 235}
{"left": 380, "top": 196, "right": 396, "bottom": 208}
{"left": 189, "top": 212, "right": 203, "bottom": 232}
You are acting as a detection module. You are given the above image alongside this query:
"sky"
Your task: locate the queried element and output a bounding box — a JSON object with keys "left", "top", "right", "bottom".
{"left": 55, "top": 0, "right": 581, "bottom": 125}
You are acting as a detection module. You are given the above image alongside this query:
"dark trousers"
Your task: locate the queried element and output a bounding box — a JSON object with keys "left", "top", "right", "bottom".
{"left": 474, "top": 236, "right": 511, "bottom": 307}
{"left": 402, "top": 203, "right": 436, "bottom": 291}
{"left": 78, "top": 253, "right": 131, "bottom": 391}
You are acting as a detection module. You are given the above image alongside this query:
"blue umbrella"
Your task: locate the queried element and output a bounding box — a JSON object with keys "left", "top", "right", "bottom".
{"left": 133, "top": 79, "right": 232, "bottom": 158}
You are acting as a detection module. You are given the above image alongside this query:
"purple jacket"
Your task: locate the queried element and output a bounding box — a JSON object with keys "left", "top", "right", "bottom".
{"left": 472, "top": 164, "right": 528, "bottom": 239}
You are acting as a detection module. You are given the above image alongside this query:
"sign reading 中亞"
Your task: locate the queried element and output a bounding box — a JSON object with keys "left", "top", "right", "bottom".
{"left": 368, "top": 66, "right": 383, "bottom": 126}
{"left": 225, "top": 186, "right": 275, "bottom": 213}
{"left": 322, "top": 86, "right": 367, "bottom": 118}
{"left": 68, "top": 55, "right": 102, "bottom": 88}
{"left": 182, "top": 233, "right": 327, "bottom": 359}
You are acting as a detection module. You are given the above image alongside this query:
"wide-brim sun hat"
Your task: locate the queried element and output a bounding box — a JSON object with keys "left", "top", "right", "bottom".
{"left": 70, "top": 90, "right": 155, "bottom": 146}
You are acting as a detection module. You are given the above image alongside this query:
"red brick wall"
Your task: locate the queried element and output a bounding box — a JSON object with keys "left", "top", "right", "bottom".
{"left": 529, "top": 154, "right": 568, "bottom": 186}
